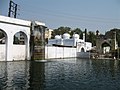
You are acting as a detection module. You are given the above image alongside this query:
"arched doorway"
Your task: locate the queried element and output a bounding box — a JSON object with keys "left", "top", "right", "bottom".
{"left": 0, "top": 29, "right": 7, "bottom": 60}
{"left": 13, "top": 31, "right": 28, "bottom": 60}
{"left": 102, "top": 42, "right": 111, "bottom": 54}
{"left": 81, "top": 47, "right": 85, "bottom": 52}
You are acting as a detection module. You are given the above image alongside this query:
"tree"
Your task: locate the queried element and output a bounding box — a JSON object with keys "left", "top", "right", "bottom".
{"left": 51, "top": 26, "right": 97, "bottom": 46}
{"left": 86, "top": 31, "right": 96, "bottom": 46}
{"left": 51, "top": 26, "right": 71, "bottom": 38}
{"left": 70, "top": 28, "right": 83, "bottom": 38}
{"left": 105, "top": 28, "right": 120, "bottom": 47}
{"left": 58, "top": 27, "right": 71, "bottom": 34}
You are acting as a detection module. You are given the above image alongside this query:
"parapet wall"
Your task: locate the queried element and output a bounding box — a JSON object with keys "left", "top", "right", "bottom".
{"left": 45, "top": 46, "right": 77, "bottom": 59}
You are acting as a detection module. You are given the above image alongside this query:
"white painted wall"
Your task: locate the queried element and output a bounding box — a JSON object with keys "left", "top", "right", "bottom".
{"left": 0, "top": 24, "right": 31, "bottom": 61}
{"left": 0, "top": 15, "right": 31, "bottom": 61}
{"left": 12, "top": 45, "right": 26, "bottom": 60}
{"left": 45, "top": 46, "right": 91, "bottom": 59}
{"left": 45, "top": 46, "right": 77, "bottom": 59}
{"left": 85, "top": 42, "right": 92, "bottom": 51}
{"left": 0, "top": 45, "right": 5, "bottom": 61}
{"left": 0, "top": 45, "right": 26, "bottom": 61}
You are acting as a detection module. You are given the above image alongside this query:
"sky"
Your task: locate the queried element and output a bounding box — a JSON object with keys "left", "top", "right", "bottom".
{"left": 0, "top": 0, "right": 120, "bottom": 34}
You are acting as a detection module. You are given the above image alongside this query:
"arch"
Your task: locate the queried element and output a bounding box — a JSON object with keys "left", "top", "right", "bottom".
{"left": 0, "top": 29, "right": 7, "bottom": 44}
{"left": 13, "top": 31, "right": 28, "bottom": 60}
{"left": 81, "top": 47, "right": 85, "bottom": 52}
{"left": 0, "top": 29, "right": 8, "bottom": 61}
{"left": 101, "top": 41, "right": 111, "bottom": 48}
{"left": 13, "top": 31, "right": 28, "bottom": 45}
{"left": 101, "top": 41, "right": 111, "bottom": 54}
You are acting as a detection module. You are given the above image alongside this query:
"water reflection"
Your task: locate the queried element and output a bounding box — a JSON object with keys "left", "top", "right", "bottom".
{"left": 0, "top": 61, "right": 30, "bottom": 90}
{"left": 29, "top": 61, "right": 45, "bottom": 90}
{"left": 44, "top": 59, "right": 120, "bottom": 90}
{"left": 0, "top": 59, "right": 120, "bottom": 90}
{"left": 44, "top": 59, "right": 94, "bottom": 90}
{"left": 91, "top": 60, "right": 120, "bottom": 78}
{"left": 0, "top": 62, "right": 7, "bottom": 90}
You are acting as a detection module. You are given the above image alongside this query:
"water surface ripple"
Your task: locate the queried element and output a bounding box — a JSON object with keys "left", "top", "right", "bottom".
{"left": 0, "top": 59, "right": 120, "bottom": 90}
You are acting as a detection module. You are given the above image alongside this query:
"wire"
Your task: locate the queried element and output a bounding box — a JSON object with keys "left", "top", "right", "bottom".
{"left": 19, "top": 3, "right": 120, "bottom": 21}
{"left": 19, "top": 9, "right": 120, "bottom": 24}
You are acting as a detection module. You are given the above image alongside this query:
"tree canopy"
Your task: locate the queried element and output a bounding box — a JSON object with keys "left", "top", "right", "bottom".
{"left": 105, "top": 28, "right": 120, "bottom": 47}
{"left": 51, "top": 26, "right": 83, "bottom": 39}
{"left": 51, "top": 26, "right": 120, "bottom": 47}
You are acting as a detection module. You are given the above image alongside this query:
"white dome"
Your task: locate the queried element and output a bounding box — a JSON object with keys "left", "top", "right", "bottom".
{"left": 55, "top": 35, "right": 61, "bottom": 39}
{"left": 73, "top": 34, "right": 79, "bottom": 39}
{"left": 63, "top": 33, "right": 70, "bottom": 39}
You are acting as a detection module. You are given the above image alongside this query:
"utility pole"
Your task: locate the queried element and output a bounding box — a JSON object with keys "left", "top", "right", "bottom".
{"left": 8, "top": 0, "right": 17, "bottom": 18}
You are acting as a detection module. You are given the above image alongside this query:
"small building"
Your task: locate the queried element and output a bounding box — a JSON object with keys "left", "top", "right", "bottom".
{"left": 93, "top": 30, "right": 118, "bottom": 59}
{"left": 0, "top": 15, "right": 31, "bottom": 61}
{"left": 0, "top": 15, "right": 47, "bottom": 61}
{"left": 96, "top": 31, "right": 118, "bottom": 54}
{"left": 45, "top": 29, "right": 53, "bottom": 39}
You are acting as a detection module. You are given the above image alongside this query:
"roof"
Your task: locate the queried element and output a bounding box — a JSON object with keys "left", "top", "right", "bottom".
{"left": 0, "top": 15, "right": 31, "bottom": 27}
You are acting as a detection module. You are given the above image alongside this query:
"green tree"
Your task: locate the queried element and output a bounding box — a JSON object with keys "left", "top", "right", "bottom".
{"left": 70, "top": 28, "right": 83, "bottom": 38}
{"left": 58, "top": 26, "right": 71, "bottom": 35}
{"left": 86, "top": 31, "right": 96, "bottom": 46}
{"left": 51, "top": 26, "right": 97, "bottom": 46}
{"left": 51, "top": 26, "right": 71, "bottom": 39}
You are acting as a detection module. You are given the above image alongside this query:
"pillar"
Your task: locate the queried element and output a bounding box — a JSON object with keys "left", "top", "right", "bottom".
{"left": 6, "top": 33, "right": 13, "bottom": 61}
{"left": 26, "top": 35, "right": 30, "bottom": 60}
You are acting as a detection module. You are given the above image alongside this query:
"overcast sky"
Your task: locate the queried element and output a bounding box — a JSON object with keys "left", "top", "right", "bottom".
{"left": 0, "top": 0, "right": 120, "bottom": 34}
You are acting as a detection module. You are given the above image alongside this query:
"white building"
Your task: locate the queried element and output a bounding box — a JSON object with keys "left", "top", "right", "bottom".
{"left": 45, "top": 33, "right": 92, "bottom": 59}
{"left": 48, "top": 33, "right": 92, "bottom": 52}
{"left": 0, "top": 15, "right": 46, "bottom": 61}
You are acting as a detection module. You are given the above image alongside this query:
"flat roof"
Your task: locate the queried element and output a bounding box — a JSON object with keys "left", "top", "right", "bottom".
{"left": 0, "top": 15, "right": 31, "bottom": 27}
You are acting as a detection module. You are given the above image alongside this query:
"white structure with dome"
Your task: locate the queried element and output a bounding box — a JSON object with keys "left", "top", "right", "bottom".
{"left": 63, "top": 33, "right": 70, "bottom": 39}
{"left": 45, "top": 33, "right": 92, "bottom": 59}
{"left": 48, "top": 33, "right": 92, "bottom": 52}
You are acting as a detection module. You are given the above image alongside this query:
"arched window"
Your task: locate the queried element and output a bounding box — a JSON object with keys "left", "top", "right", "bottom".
{"left": 0, "top": 29, "right": 7, "bottom": 44}
{"left": 0, "top": 29, "right": 7, "bottom": 60}
{"left": 13, "top": 31, "right": 27, "bottom": 45}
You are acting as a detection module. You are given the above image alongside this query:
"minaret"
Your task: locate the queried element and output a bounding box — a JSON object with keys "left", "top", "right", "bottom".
{"left": 85, "top": 28, "right": 87, "bottom": 42}
{"left": 83, "top": 33, "right": 85, "bottom": 42}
